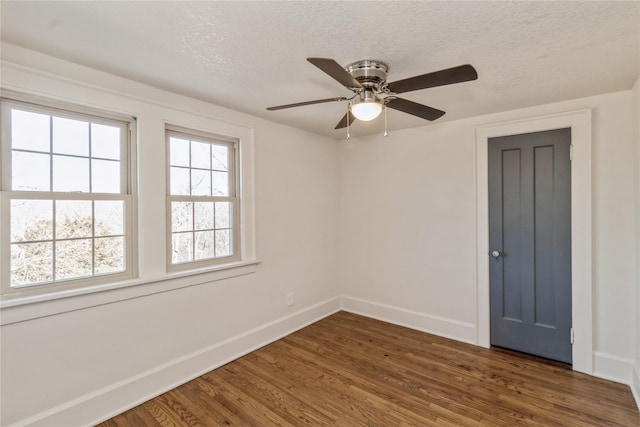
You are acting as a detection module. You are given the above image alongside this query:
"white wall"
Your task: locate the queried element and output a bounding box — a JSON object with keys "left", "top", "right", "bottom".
{"left": 339, "top": 121, "right": 478, "bottom": 341}
{"left": 339, "top": 90, "right": 637, "bottom": 381}
{"left": 0, "top": 44, "right": 341, "bottom": 426}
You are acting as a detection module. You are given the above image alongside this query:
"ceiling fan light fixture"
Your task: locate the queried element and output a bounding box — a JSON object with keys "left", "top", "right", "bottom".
{"left": 351, "top": 101, "right": 382, "bottom": 121}
{"left": 351, "top": 90, "right": 383, "bottom": 121}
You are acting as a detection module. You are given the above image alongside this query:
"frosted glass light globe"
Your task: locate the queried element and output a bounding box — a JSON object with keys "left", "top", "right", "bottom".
{"left": 351, "top": 102, "right": 383, "bottom": 121}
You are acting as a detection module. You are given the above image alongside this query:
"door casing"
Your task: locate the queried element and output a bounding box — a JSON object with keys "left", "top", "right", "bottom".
{"left": 475, "top": 110, "right": 592, "bottom": 374}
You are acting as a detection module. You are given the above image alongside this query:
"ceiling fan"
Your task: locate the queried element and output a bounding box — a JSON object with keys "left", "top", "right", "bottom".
{"left": 267, "top": 58, "right": 478, "bottom": 132}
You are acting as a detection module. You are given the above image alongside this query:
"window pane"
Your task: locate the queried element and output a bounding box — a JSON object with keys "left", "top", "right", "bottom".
{"left": 215, "top": 229, "right": 231, "bottom": 257}
{"left": 53, "top": 117, "right": 89, "bottom": 156}
{"left": 55, "top": 239, "right": 92, "bottom": 280}
{"left": 212, "top": 171, "right": 228, "bottom": 196}
{"left": 170, "top": 167, "right": 190, "bottom": 196}
{"left": 92, "top": 159, "right": 121, "bottom": 193}
{"left": 172, "top": 232, "right": 193, "bottom": 263}
{"left": 91, "top": 123, "right": 120, "bottom": 160}
{"left": 95, "top": 200, "right": 124, "bottom": 236}
{"left": 56, "top": 200, "right": 92, "bottom": 239}
{"left": 191, "top": 169, "right": 211, "bottom": 196}
{"left": 194, "top": 202, "right": 214, "bottom": 230}
{"left": 171, "top": 202, "right": 193, "bottom": 232}
{"left": 11, "top": 199, "right": 53, "bottom": 242}
{"left": 169, "top": 137, "right": 190, "bottom": 167}
{"left": 211, "top": 144, "right": 228, "bottom": 171}
{"left": 191, "top": 141, "right": 211, "bottom": 169}
{"left": 215, "top": 202, "right": 231, "bottom": 229}
{"left": 195, "top": 230, "right": 215, "bottom": 260}
{"left": 11, "top": 242, "right": 53, "bottom": 286}
{"left": 95, "top": 236, "right": 124, "bottom": 274}
{"left": 12, "top": 151, "right": 50, "bottom": 191}
{"left": 53, "top": 155, "right": 90, "bottom": 192}
{"left": 11, "top": 109, "right": 50, "bottom": 152}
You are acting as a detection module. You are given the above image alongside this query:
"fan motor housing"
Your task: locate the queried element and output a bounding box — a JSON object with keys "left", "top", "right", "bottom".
{"left": 346, "top": 60, "right": 388, "bottom": 88}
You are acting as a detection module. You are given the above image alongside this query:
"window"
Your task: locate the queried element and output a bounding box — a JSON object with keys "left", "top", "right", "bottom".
{"left": 1, "top": 99, "right": 135, "bottom": 295}
{"left": 166, "top": 126, "right": 239, "bottom": 269}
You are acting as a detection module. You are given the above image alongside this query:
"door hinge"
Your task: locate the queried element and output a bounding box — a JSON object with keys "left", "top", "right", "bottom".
{"left": 570, "top": 328, "right": 574, "bottom": 345}
{"left": 570, "top": 144, "right": 574, "bottom": 161}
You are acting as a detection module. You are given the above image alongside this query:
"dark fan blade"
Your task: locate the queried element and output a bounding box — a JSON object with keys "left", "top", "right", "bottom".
{"left": 334, "top": 110, "right": 357, "bottom": 129}
{"left": 267, "top": 97, "right": 348, "bottom": 111}
{"left": 386, "top": 64, "right": 478, "bottom": 94}
{"left": 386, "top": 98, "right": 445, "bottom": 121}
{"left": 307, "top": 58, "right": 363, "bottom": 89}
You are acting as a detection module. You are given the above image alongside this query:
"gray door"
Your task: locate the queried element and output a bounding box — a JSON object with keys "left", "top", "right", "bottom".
{"left": 489, "top": 128, "right": 572, "bottom": 364}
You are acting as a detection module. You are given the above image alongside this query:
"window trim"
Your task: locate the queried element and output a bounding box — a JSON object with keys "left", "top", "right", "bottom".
{"left": 0, "top": 260, "right": 261, "bottom": 325}
{"left": 165, "top": 125, "right": 241, "bottom": 271}
{"left": 0, "top": 98, "right": 138, "bottom": 297}
{"left": 0, "top": 64, "right": 257, "bottom": 315}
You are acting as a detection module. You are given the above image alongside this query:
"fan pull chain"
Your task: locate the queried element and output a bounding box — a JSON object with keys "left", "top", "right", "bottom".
{"left": 346, "top": 104, "right": 351, "bottom": 140}
{"left": 384, "top": 104, "right": 388, "bottom": 137}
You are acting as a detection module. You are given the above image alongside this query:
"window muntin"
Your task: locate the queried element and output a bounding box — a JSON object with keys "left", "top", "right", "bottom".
{"left": 167, "top": 128, "right": 238, "bottom": 268}
{"left": 1, "top": 100, "right": 134, "bottom": 293}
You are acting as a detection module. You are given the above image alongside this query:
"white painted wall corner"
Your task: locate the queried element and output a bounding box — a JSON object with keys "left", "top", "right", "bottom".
{"left": 592, "top": 351, "right": 635, "bottom": 386}
{"left": 340, "top": 295, "right": 476, "bottom": 344}
{"left": 632, "top": 365, "right": 640, "bottom": 411}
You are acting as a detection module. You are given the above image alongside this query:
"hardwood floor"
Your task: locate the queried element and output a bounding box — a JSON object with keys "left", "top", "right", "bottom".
{"left": 98, "top": 311, "right": 640, "bottom": 426}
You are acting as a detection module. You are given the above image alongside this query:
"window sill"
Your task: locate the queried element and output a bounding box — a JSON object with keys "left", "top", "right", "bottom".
{"left": 0, "top": 259, "right": 261, "bottom": 326}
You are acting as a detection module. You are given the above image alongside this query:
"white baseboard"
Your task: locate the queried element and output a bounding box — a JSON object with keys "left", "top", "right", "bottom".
{"left": 15, "top": 297, "right": 341, "bottom": 427}
{"left": 632, "top": 365, "right": 640, "bottom": 411}
{"left": 340, "top": 295, "right": 476, "bottom": 344}
{"left": 592, "top": 351, "right": 635, "bottom": 385}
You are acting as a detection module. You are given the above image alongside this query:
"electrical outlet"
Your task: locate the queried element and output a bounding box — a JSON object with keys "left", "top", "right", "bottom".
{"left": 286, "top": 293, "right": 294, "bottom": 307}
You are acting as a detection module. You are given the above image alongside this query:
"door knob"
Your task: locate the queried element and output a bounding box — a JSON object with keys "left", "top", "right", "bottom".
{"left": 491, "top": 250, "right": 501, "bottom": 258}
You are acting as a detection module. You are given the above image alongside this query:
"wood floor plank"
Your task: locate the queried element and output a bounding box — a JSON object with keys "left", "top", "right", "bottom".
{"left": 239, "top": 351, "right": 372, "bottom": 426}
{"left": 120, "top": 409, "right": 161, "bottom": 427}
{"left": 97, "top": 312, "right": 640, "bottom": 426}
{"left": 284, "top": 321, "right": 539, "bottom": 426}
{"left": 233, "top": 358, "right": 349, "bottom": 424}
{"left": 285, "top": 323, "right": 518, "bottom": 419}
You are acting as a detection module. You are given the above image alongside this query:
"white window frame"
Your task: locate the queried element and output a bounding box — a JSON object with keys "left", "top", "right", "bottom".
{"left": 0, "top": 98, "right": 137, "bottom": 297}
{"left": 166, "top": 125, "right": 241, "bottom": 271}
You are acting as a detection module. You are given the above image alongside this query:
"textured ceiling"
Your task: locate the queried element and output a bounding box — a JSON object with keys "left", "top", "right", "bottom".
{"left": 1, "top": 1, "right": 639, "bottom": 139}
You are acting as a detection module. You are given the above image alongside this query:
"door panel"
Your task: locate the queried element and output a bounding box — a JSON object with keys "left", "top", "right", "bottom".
{"left": 501, "top": 149, "right": 524, "bottom": 322}
{"left": 489, "top": 128, "right": 572, "bottom": 363}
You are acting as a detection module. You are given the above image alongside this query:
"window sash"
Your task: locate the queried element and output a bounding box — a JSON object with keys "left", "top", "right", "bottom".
{"left": 1, "top": 99, "right": 136, "bottom": 296}
{"left": 1, "top": 100, "right": 130, "bottom": 194}
{"left": 166, "top": 128, "right": 240, "bottom": 270}
{"left": 1, "top": 192, "right": 135, "bottom": 294}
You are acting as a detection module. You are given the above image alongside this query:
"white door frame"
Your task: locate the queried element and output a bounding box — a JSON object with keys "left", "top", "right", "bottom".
{"left": 475, "top": 110, "right": 593, "bottom": 374}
